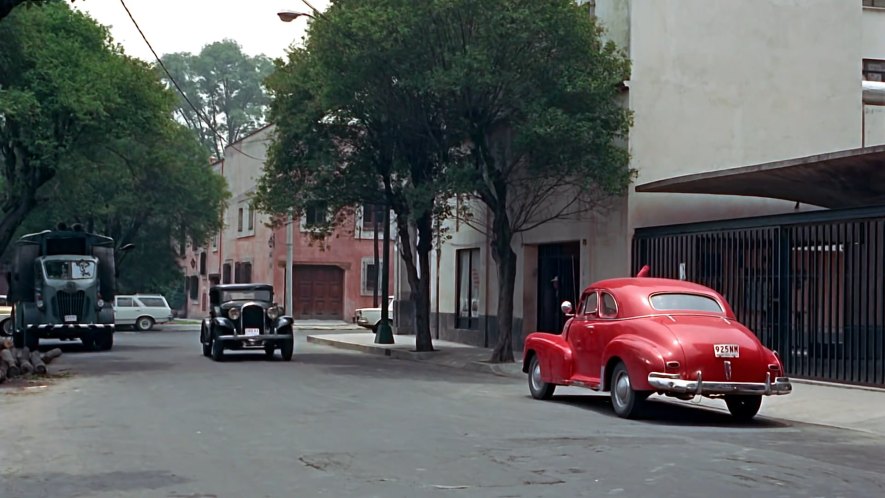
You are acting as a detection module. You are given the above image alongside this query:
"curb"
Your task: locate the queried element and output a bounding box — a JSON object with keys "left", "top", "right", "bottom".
{"left": 305, "top": 335, "right": 524, "bottom": 378}
{"left": 789, "top": 377, "right": 885, "bottom": 394}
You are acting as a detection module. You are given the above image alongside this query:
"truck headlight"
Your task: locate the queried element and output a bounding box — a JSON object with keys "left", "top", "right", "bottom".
{"left": 228, "top": 307, "right": 240, "bottom": 320}
{"left": 267, "top": 306, "right": 280, "bottom": 320}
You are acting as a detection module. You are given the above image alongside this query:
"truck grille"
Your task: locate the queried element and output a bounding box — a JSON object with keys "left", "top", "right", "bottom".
{"left": 241, "top": 304, "right": 265, "bottom": 334}
{"left": 54, "top": 291, "right": 86, "bottom": 321}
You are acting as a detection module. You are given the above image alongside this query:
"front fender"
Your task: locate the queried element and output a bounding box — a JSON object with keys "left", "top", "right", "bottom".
{"left": 522, "top": 332, "right": 573, "bottom": 385}
{"left": 274, "top": 316, "right": 294, "bottom": 334}
{"left": 602, "top": 335, "right": 672, "bottom": 391}
{"left": 212, "top": 317, "right": 235, "bottom": 333}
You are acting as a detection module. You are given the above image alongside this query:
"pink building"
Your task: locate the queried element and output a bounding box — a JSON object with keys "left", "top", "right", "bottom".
{"left": 182, "top": 125, "right": 392, "bottom": 321}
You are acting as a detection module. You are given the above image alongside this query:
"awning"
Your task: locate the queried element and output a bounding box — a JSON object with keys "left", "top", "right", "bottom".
{"left": 635, "top": 145, "right": 885, "bottom": 209}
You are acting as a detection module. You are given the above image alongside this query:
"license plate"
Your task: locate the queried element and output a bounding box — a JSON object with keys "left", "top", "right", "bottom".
{"left": 244, "top": 328, "right": 260, "bottom": 337}
{"left": 714, "top": 344, "right": 740, "bottom": 358}
{"left": 64, "top": 315, "right": 77, "bottom": 322}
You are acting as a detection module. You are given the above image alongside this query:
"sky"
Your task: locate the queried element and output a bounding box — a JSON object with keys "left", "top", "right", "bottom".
{"left": 73, "top": 0, "right": 331, "bottom": 62}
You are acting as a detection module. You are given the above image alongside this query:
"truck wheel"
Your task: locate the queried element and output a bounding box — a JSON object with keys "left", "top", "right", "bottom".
{"left": 24, "top": 329, "right": 39, "bottom": 351}
{"left": 135, "top": 316, "right": 154, "bottom": 332}
{"left": 1, "top": 319, "right": 12, "bottom": 337}
{"left": 93, "top": 331, "right": 113, "bottom": 351}
{"left": 264, "top": 344, "right": 276, "bottom": 359}
{"left": 12, "top": 329, "right": 24, "bottom": 348}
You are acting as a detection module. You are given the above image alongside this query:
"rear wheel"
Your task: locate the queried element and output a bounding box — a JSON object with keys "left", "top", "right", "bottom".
{"left": 24, "top": 329, "right": 39, "bottom": 351}
{"left": 135, "top": 316, "right": 154, "bottom": 332}
{"left": 610, "top": 362, "right": 647, "bottom": 419}
{"left": 528, "top": 354, "right": 556, "bottom": 400}
{"left": 12, "top": 329, "right": 24, "bottom": 348}
{"left": 725, "top": 395, "right": 763, "bottom": 421}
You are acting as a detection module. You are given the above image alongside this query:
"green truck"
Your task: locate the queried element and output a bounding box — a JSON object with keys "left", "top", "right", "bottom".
{"left": 7, "top": 224, "right": 132, "bottom": 351}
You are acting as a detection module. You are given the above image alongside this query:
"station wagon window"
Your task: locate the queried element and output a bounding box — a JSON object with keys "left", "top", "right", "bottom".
{"left": 117, "top": 297, "right": 135, "bottom": 307}
{"left": 138, "top": 297, "right": 167, "bottom": 307}
{"left": 600, "top": 292, "right": 618, "bottom": 318}
{"left": 650, "top": 293, "right": 723, "bottom": 313}
{"left": 581, "top": 292, "right": 598, "bottom": 315}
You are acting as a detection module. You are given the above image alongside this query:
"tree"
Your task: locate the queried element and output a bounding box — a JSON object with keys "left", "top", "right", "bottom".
{"left": 1, "top": 2, "right": 229, "bottom": 294}
{"left": 418, "top": 0, "right": 634, "bottom": 362}
{"left": 160, "top": 40, "right": 274, "bottom": 159}
{"left": 0, "top": 0, "right": 77, "bottom": 23}
{"left": 254, "top": 4, "right": 464, "bottom": 352}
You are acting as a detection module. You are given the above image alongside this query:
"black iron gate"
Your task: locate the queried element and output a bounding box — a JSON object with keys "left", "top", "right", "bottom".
{"left": 633, "top": 206, "right": 885, "bottom": 387}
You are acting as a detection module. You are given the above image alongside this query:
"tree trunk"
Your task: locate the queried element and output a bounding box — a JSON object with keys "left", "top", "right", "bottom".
{"left": 42, "top": 348, "right": 62, "bottom": 364}
{"left": 372, "top": 204, "right": 380, "bottom": 307}
{"left": 30, "top": 351, "right": 47, "bottom": 375}
{"left": 1, "top": 349, "right": 20, "bottom": 377}
{"left": 17, "top": 346, "right": 33, "bottom": 374}
{"left": 414, "top": 212, "right": 434, "bottom": 352}
{"left": 0, "top": 359, "right": 7, "bottom": 382}
{"left": 489, "top": 207, "right": 518, "bottom": 363}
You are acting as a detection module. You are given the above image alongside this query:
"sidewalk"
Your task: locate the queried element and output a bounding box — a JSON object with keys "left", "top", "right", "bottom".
{"left": 307, "top": 332, "right": 885, "bottom": 436}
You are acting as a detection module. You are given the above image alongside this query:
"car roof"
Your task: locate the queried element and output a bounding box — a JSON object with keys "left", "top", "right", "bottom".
{"left": 211, "top": 283, "right": 274, "bottom": 292}
{"left": 584, "top": 277, "right": 734, "bottom": 318}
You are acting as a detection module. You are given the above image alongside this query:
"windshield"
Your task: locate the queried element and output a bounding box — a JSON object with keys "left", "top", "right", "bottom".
{"left": 43, "top": 259, "right": 97, "bottom": 280}
{"left": 222, "top": 289, "right": 272, "bottom": 302}
{"left": 650, "top": 293, "right": 723, "bottom": 313}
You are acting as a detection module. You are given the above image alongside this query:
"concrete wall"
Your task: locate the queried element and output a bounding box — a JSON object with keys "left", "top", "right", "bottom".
{"left": 864, "top": 6, "right": 885, "bottom": 146}
{"left": 625, "top": 0, "right": 861, "bottom": 273}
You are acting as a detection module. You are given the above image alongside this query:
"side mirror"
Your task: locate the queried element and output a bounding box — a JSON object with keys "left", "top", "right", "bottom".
{"left": 561, "top": 301, "right": 574, "bottom": 317}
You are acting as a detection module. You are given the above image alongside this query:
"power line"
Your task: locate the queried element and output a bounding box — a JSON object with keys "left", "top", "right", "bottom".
{"left": 117, "top": 0, "right": 267, "bottom": 162}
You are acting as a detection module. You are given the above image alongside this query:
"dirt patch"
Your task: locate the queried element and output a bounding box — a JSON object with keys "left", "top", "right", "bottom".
{"left": 0, "top": 369, "right": 75, "bottom": 395}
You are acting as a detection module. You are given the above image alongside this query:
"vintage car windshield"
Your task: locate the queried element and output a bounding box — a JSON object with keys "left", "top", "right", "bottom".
{"left": 650, "top": 293, "right": 723, "bottom": 313}
{"left": 221, "top": 289, "right": 272, "bottom": 302}
{"left": 43, "top": 260, "right": 96, "bottom": 280}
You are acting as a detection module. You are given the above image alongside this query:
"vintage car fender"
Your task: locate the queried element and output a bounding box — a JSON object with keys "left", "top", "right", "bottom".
{"left": 97, "top": 307, "right": 115, "bottom": 326}
{"left": 211, "top": 316, "right": 236, "bottom": 333}
{"left": 601, "top": 335, "right": 681, "bottom": 392}
{"left": 273, "top": 316, "right": 294, "bottom": 334}
{"left": 522, "top": 332, "right": 574, "bottom": 385}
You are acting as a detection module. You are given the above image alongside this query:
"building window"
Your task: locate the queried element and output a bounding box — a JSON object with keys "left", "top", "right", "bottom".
{"left": 237, "top": 207, "right": 244, "bottom": 232}
{"left": 864, "top": 59, "right": 885, "bottom": 82}
{"left": 248, "top": 203, "right": 255, "bottom": 231}
{"left": 362, "top": 203, "right": 381, "bottom": 231}
{"left": 188, "top": 276, "right": 199, "bottom": 301}
{"left": 234, "top": 262, "right": 252, "bottom": 283}
{"left": 222, "top": 263, "right": 232, "bottom": 284}
{"left": 304, "top": 202, "right": 328, "bottom": 228}
{"left": 864, "top": 0, "right": 885, "bottom": 8}
{"left": 211, "top": 234, "right": 218, "bottom": 251}
{"left": 199, "top": 252, "right": 207, "bottom": 276}
{"left": 456, "top": 248, "right": 481, "bottom": 330}
{"left": 361, "top": 258, "right": 379, "bottom": 295}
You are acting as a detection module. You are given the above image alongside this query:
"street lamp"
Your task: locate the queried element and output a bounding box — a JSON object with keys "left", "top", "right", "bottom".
{"left": 277, "top": 10, "right": 316, "bottom": 22}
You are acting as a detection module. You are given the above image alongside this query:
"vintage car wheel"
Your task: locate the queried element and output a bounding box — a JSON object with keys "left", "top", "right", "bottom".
{"left": 23, "top": 329, "right": 39, "bottom": 351}
{"left": 528, "top": 354, "right": 555, "bottom": 400}
{"left": 724, "top": 395, "right": 762, "bottom": 421}
{"left": 264, "top": 344, "right": 276, "bottom": 359}
{"left": 280, "top": 338, "right": 294, "bottom": 362}
{"left": 610, "top": 362, "right": 647, "bottom": 419}
{"left": 211, "top": 335, "right": 225, "bottom": 361}
{"left": 93, "top": 331, "right": 113, "bottom": 351}
{"left": 0, "top": 319, "right": 12, "bottom": 337}
{"left": 12, "top": 329, "right": 24, "bottom": 348}
{"left": 202, "top": 337, "right": 212, "bottom": 357}
{"left": 135, "top": 316, "right": 154, "bottom": 332}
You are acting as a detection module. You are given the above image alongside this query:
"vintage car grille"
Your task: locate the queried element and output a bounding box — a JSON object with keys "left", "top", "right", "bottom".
{"left": 240, "top": 304, "right": 265, "bottom": 334}
{"left": 53, "top": 291, "right": 86, "bottom": 321}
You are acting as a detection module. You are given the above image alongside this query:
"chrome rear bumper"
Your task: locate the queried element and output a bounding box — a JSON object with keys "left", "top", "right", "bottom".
{"left": 648, "top": 371, "right": 792, "bottom": 396}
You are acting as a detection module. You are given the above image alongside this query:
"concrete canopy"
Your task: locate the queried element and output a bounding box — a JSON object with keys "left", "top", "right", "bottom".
{"left": 635, "top": 145, "right": 885, "bottom": 209}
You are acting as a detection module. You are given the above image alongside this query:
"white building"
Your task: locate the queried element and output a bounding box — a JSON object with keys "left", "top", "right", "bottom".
{"left": 425, "top": 0, "right": 885, "bottom": 376}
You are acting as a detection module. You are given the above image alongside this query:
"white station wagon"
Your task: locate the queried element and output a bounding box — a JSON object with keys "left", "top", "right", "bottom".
{"left": 115, "top": 294, "right": 174, "bottom": 331}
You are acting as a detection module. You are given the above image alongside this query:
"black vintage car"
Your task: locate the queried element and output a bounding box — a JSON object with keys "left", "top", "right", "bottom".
{"left": 200, "top": 284, "right": 294, "bottom": 361}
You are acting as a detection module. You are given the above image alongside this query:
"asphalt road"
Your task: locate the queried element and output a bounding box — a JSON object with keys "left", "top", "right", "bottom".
{"left": 2, "top": 326, "right": 884, "bottom": 498}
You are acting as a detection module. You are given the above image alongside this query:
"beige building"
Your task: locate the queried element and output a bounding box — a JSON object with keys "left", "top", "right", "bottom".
{"left": 425, "top": 0, "right": 885, "bottom": 377}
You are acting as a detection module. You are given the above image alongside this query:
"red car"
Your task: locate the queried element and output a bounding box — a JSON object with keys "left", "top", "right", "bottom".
{"left": 522, "top": 272, "right": 792, "bottom": 420}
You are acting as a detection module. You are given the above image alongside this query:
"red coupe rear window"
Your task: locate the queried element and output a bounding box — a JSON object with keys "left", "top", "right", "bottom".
{"left": 650, "top": 293, "right": 723, "bottom": 313}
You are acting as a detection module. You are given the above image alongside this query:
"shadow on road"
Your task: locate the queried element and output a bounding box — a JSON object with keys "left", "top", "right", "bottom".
{"left": 548, "top": 394, "right": 792, "bottom": 429}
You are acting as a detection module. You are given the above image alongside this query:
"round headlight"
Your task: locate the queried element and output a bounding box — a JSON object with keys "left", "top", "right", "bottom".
{"left": 267, "top": 306, "right": 280, "bottom": 320}
{"left": 97, "top": 299, "right": 105, "bottom": 309}
{"left": 228, "top": 307, "right": 241, "bottom": 320}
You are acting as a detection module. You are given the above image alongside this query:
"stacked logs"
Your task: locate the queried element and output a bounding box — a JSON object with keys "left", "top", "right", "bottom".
{"left": 0, "top": 338, "right": 63, "bottom": 383}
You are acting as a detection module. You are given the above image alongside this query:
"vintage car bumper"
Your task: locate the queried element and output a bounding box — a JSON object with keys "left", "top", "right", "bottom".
{"left": 26, "top": 323, "right": 115, "bottom": 336}
{"left": 648, "top": 372, "right": 792, "bottom": 396}
{"left": 216, "top": 333, "right": 293, "bottom": 342}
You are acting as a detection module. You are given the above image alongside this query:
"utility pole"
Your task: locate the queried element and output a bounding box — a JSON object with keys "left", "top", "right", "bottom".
{"left": 375, "top": 202, "right": 394, "bottom": 344}
{"left": 285, "top": 211, "right": 294, "bottom": 316}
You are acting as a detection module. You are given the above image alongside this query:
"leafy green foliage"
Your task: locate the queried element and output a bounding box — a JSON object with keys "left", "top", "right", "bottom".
{"left": 0, "top": 2, "right": 229, "bottom": 295}
{"left": 160, "top": 40, "right": 274, "bottom": 159}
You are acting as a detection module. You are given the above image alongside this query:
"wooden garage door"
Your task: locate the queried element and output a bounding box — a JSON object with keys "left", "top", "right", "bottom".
{"left": 293, "top": 265, "right": 344, "bottom": 320}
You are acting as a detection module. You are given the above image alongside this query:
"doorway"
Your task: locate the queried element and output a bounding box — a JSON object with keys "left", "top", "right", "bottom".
{"left": 536, "top": 242, "right": 581, "bottom": 333}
